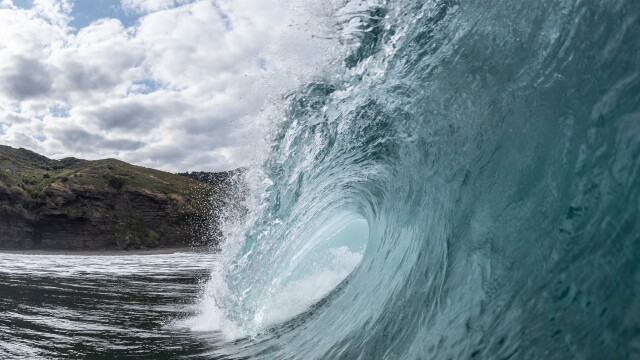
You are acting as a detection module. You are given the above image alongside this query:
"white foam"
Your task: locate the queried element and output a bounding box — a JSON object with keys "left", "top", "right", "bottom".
{"left": 253, "top": 246, "right": 362, "bottom": 328}
{"left": 184, "top": 243, "right": 364, "bottom": 341}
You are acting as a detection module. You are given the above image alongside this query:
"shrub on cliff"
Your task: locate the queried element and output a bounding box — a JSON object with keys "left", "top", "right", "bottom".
{"left": 108, "top": 176, "right": 126, "bottom": 190}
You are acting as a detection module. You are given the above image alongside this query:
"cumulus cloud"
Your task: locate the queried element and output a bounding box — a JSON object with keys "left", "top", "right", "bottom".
{"left": 0, "top": 0, "right": 341, "bottom": 171}
{"left": 1, "top": 56, "right": 53, "bottom": 100}
{"left": 121, "top": 0, "right": 193, "bottom": 14}
{"left": 51, "top": 127, "right": 144, "bottom": 152}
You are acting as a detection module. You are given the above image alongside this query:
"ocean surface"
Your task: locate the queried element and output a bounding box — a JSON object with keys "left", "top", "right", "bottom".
{"left": 0, "top": 252, "right": 221, "bottom": 359}
{"left": 3, "top": 0, "right": 640, "bottom": 358}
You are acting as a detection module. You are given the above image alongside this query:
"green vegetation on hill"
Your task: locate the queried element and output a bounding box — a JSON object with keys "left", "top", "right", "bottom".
{"left": 0, "top": 145, "right": 237, "bottom": 250}
{"left": 0, "top": 145, "right": 207, "bottom": 198}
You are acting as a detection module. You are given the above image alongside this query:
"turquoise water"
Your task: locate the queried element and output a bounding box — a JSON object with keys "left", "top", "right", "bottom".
{"left": 191, "top": 0, "right": 640, "bottom": 358}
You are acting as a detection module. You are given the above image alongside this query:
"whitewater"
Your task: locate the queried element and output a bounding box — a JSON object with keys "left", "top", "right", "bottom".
{"left": 1, "top": 0, "right": 638, "bottom": 358}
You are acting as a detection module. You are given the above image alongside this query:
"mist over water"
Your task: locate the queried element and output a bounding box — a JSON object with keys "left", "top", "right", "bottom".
{"left": 192, "top": 0, "right": 640, "bottom": 358}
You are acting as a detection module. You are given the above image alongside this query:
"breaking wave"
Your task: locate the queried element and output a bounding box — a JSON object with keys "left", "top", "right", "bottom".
{"left": 191, "top": 0, "right": 640, "bottom": 358}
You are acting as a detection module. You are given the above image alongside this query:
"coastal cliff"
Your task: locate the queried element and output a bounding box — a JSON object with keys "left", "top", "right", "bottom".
{"left": 0, "top": 145, "right": 236, "bottom": 251}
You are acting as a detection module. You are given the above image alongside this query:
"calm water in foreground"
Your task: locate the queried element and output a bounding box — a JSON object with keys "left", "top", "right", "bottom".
{"left": 0, "top": 252, "right": 222, "bottom": 359}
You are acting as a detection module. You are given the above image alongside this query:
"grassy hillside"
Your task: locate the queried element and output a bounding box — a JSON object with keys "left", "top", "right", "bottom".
{"left": 0, "top": 145, "right": 236, "bottom": 250}
{"left": 0, "top": 145, "right": 211, "bottom": 199}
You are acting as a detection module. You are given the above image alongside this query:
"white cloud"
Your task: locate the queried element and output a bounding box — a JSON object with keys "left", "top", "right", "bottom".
{"left": 0, "top": 0, "right": 342, "bottom": 171}
{"left": 121, "top": 0, "right": 193, "bottom": 14}
{"left": 32, "top": 0, "right": 73, "bottom": 28}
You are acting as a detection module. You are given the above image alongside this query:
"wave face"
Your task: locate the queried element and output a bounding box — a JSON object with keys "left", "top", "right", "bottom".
{"left": 196, "top": 0, "right": 640, "bottom": 358}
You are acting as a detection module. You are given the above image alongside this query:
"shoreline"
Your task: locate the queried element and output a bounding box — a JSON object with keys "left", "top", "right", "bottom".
{"left": 0, "top": 246, "right": 211, "bottom": 256}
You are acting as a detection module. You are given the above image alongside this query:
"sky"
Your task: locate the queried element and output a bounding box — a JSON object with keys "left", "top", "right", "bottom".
{"left": 0, "top": 0, "right": 339, "bottom": 172}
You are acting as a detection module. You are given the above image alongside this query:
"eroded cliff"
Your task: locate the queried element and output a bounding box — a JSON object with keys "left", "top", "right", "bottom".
{"left": 0, "top": 145, "right": 233, "bottom": 250}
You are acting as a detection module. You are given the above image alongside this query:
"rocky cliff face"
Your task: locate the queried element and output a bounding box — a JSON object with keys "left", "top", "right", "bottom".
{"left": 0, "top": 146, "right": 232, "bottom": 251}
{"left": 0, "top": 183, "right": 208, "bottom": 250}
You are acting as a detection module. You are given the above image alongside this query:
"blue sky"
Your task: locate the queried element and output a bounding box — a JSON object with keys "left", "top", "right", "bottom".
{"left": 70, "top": 0, "right": 138, "bottom": 28}
{"left": 12, "top": 0, "right": 139, "bottom": 28}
